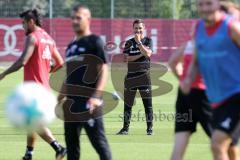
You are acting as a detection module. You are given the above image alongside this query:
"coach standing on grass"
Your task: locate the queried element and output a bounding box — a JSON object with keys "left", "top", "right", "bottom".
{"left": 117, "top": 19, "right": 154, "bottom": 135}
{"left": 57, "top": 5, "right": 112, "bottom": 160}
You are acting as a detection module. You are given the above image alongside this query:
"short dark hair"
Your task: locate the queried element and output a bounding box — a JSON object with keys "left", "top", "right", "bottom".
{"left": 19, "top": 9, "right": 42, "bottom": 27}
{"left": 133, "top": 19, "right": 144, "bottom": 27}
{"left": 72, "top": 4, "right": 90, "bottom": 12}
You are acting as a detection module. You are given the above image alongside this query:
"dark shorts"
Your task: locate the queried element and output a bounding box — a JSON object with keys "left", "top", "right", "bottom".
{"left": 124, "top": 71, "right": 152, "bottom": 106}
{"left": 175, "top": 88, "right": 212, "bottom": 137}
{"left": 212, "top": 93, "right": 240, "bottom": 144}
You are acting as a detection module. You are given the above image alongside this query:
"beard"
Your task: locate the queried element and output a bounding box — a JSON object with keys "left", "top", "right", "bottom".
{"left": 25, "top": 29, "right": 32, "bottom": 36}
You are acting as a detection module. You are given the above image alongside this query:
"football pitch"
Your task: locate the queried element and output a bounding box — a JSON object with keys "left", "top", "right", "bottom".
{"left": 0, "top": 68, "right": 212, "bottom": 160}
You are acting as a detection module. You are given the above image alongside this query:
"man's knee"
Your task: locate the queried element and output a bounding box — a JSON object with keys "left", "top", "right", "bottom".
{"left": 211, "top": 140, "right": 222, "bottom": 153}
{"left": 211, "top": 130, "right": 232, "bottom": 153}
{"left": 228, "top": 145, "right": 240, "bottom": 160}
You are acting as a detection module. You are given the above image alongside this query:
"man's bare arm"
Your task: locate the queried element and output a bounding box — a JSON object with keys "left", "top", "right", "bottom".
{"left": 180, "top": 47, "right": 199, "bottom": 94}
{"left": 168, "top": 43, "right": 186, "bottom": 80}
{"left": 50, "top": 45, "right": 64, "bottom": 73}
{"left": 138, "top": 44, "right": 152, "bottom": 57}
{"left": 0, "top": 35, "right": 35, "bottom": 80}
{"left": 230, "top": 21, "right": 240, "bottom": 47}
{"left": 86, "top": 63, "right": 108, "bottom": 114}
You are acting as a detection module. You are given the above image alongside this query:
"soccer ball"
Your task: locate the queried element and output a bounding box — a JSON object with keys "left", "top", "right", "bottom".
{"left": 5, "top": 82, "right": 57, "bottom": 131}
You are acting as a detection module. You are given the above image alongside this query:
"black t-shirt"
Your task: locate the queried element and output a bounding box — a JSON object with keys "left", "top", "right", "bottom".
{"left": 65, "top": 34, "right": 107, "bottom": 102}
{"left": 123, "top": 37, "right": 153, "bottom": 73}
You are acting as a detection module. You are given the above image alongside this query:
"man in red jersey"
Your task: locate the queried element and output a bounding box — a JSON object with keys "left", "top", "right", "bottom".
{"left": 0, "top": 9, "right": 66, "bottom": 160}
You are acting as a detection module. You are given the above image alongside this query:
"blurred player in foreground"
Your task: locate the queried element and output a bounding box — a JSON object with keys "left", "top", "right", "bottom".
{"left": 0, "top": 9, "right": 66, "bottom": 160}
{"left": 181, "top": 0, "right": 240, "bottom": 159}
{"left": 169, "top": 38, "right": 213, "bottom": 160}
{"left": 170, "top": 1, "right": 240, "bottom": 159}
{"left": 57, "top": 5, "right": 112, "bottom": 160}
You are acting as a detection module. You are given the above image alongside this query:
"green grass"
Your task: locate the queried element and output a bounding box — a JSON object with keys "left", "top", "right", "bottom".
{"left": 0, "top": 69, "right": 212, "bottom": 160}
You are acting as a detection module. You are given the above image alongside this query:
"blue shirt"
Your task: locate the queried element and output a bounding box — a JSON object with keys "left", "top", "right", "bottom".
{"left": 195, "top": 16, "right": 240, "bottom": 103}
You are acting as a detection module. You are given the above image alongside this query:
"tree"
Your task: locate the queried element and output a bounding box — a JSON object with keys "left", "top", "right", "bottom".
{"left": 0, "top": 0, "right": 26, "bottom": 17}
{"left": 24, "top": 0, "right": 48, "bottom": 16}
{"left": 0, "top": 0, "right": 202, "bottom": 19}
{"left": 179, "top": 0, "right": 198, "bottom": 19}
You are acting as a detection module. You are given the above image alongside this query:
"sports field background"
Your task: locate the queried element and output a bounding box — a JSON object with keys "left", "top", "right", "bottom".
{"left": 0, "top": 67, "right": 211, "bottom": 160}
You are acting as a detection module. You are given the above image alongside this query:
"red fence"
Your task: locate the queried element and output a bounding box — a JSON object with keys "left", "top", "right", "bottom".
{"left": 0, "top": 18, "right": 196, "bottom": 62}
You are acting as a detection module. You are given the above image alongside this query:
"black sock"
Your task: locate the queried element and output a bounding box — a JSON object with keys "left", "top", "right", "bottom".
{"left": 25, "top": 146, "right": 34, "bottom": 156}
{"left": 50, "top": 141, "right": 62, "bottom": 152}
{"left": 145, "top": 108, "right": 153, "bottom": 130}
{"left": 123, "top": 105, "right": 132, "bottom": 130}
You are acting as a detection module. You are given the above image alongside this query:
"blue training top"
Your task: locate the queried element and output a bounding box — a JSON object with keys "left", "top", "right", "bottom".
{"left": 195, "top": 16, "right": 240, "bottom": 103}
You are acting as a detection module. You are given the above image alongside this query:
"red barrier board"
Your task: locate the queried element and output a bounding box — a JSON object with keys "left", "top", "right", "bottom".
{"left": 0, "top": 18, "right": 196, "bottom": 62}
